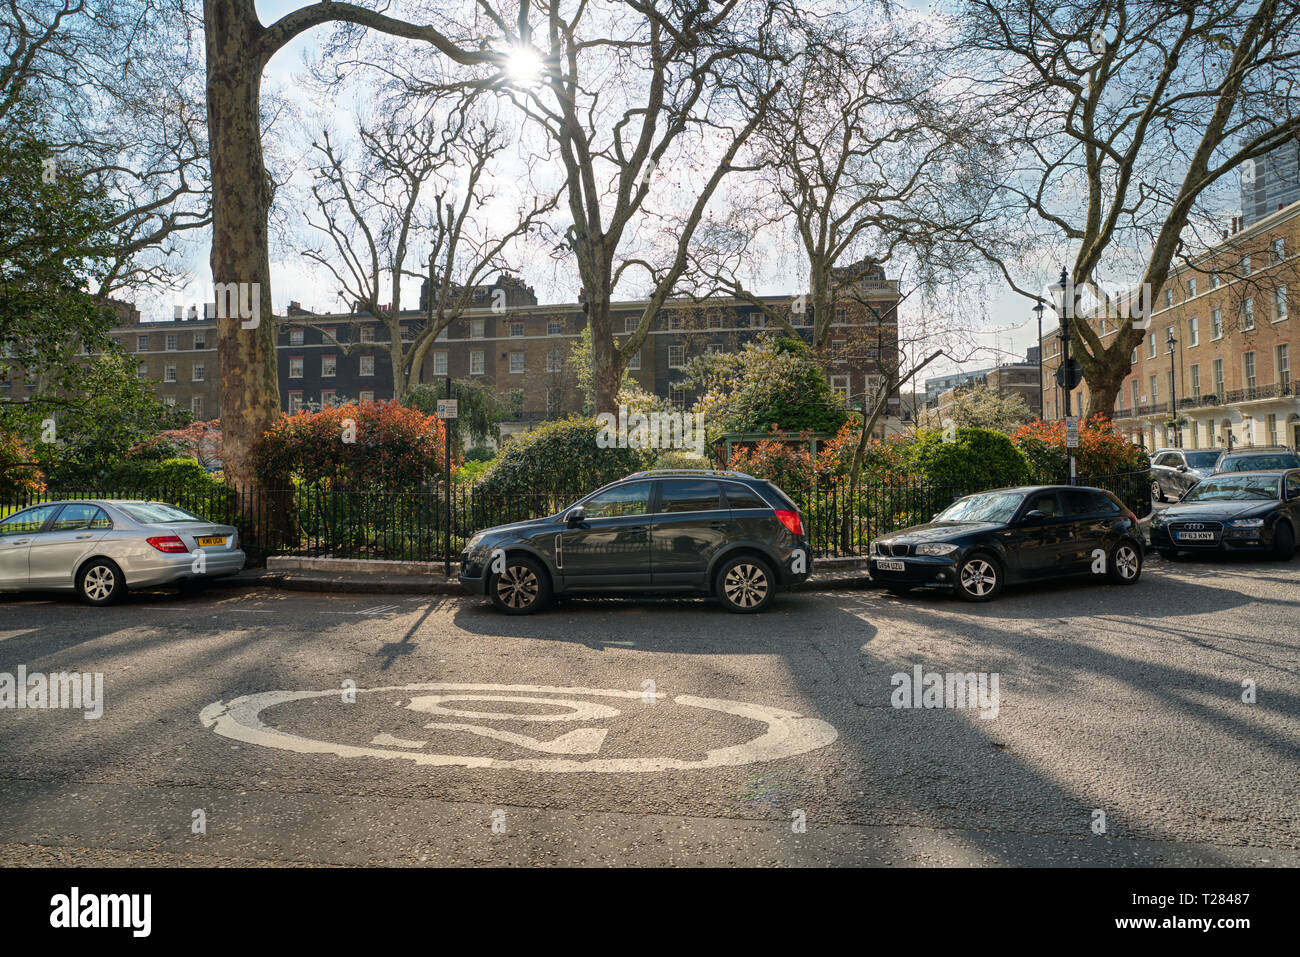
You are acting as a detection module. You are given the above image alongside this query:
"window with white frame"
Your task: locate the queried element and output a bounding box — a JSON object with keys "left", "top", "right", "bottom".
{"left": 1188, "top": 316, "right": 1198, "bottom": 346}
{"left": 163, "top": 397, "right": 176, "bottom": 407}
{"left": 832, "top": 339, "right": 846, "bottom": 360}
{"left": 360, "top": 325, "right": 375, "bottom": 343}
{"left": 164, "top": 365, "right": 176, "bottom": 383}
{"left": 835, "top": 306, "right": 847, "bottom": 322}
{"left": 1210, "top": 271, "right": 1220, "bottom": 289}
{"left": 137, "top": 362, "right": 148, "bottom": 378}
{"left": 627, "top": 350, "right": 641, "bottom": 370}
{"left": 668, "top": 345, "right": 686, "bottom": 369}
{"left": 433, "top": 351, "right": 448, "bottom": 376}
{"left": 400, "top": 324, "right": 414, "bottom": 342}
{"left": 191, "top": 396, "right": 203, "bottom": 417}
{"left": 1149, "top": 374, "right": 1158, "bottom": 404}
{"left": 1273, "top": 237, "right": 1285, "bottom": 262}
{"left": 1243, "top": 297, "right": 1255, "bottom": 329}
{"left": 1213, "top": 358, "right": 1224, "bottom": 396}
{"left": 191, "top": 362, "right": 204, "bottom": 382}
{"left": 288, "top": 391, "right": 303, "bottom": 412}
{"left": 510, "top": 321, "right": 524, "bottom": 337}
{"left": 1241, "top": 254, "right": 1251, "bottom": 276}
{"left": 469, "top": 350, "right": 484, "bottom": 375}
{"left": 625, "top": 315, "right": 638, "bottom": 334}
{"left": 830, "top": 375, "right": 850, "bottom": 404}
{"left": 1189, "top": 364, "right": 1200, "bottom": 396}
{"left": 321, "top": 355, "right": 337, "bottom": 377}
{"left": 1275, "top": 286, "right": 1288, "bottom": 320}
{"left": 1148, "top": 334, "right": 1157, "bottom": 358}
{"left": 1278, "top": 344, "right": 1290, "bottom": 388}
{"left": 359, "top": 355, "right": 375, "bottom": 377}
{"left": 1164, "top": 288, "right": 1173, "bottom": 307}
{"left": 1268, "top": 413, "right": 1279, "bottom": 445}
{"left": 359, "top": 390, "right": 375, "bottom": 403}
{"left": 193, "top": 332, "right": 206, "bottom": 350}
{"left": 509, "top": 352, "right": 524, "bottom": 374}
{"left": 289, "top": 328, "right": 304, "bottom": 346}
{"left": 1131, "top": 380, "right": 1139, "bottom": 409}
{"left": 1187, "top": 277, "right": 1196, "bottom": 297}
{"left": 548, "top": 319, "right": 564, "bottom": 336}
{"left": 137, "top": 335, "right": 149, "bottom": 352}
{"left": 469, "top": 319, "right": 484, "bottom": 339}
{"left": 165, "top": 334, "right": 178, "bottom": 351}
{"left": 669, "top": 382, "right": 688, "bottom": 409}
{"left": 1212, "top": 308, "right": 1223, "bottom": 338}
{"left": 289, "top": 356, "right": 304, "bottom": 379}
{"left": 1244, "top": 351, "right": 1257, "bottom": 389}
{"left": 321, "top": 389, "right": 337, "bottom": 407}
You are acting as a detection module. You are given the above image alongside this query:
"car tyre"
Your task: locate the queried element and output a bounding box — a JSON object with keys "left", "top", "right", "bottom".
{"left": 1108, "top": 539, "right": 1143, "bottom": 585}
{"left": 78, "top": 559, "right": 125, "bottom": 606}
{"left": 954, "top": 553, "right": 1002, "bottom": 602}
{"left": 1273, "top": 522, "right": 1296, "bottom": 561}
{"left": 488, "top": 554, "right": 551, "bottom": 615}
{"left": 1150, "top": 480, "right": 1164, "bottom": 503}
{"left": 716, "top": 555, "right": 775, "bottom": 614}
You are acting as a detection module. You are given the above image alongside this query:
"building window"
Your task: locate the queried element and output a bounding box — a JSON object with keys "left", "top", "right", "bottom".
{"left": 1187, "top": 277, "right": 1196, "bottom": 297}
{"left": 322, "top": 355, "right": 337, "bottom": 378}
{"left": 669, "top": 382, "right": 688, "bottom": 409}
{"left": 1188, "top": 316, "right": 1198, "bottom": 346}
{"left": 289, "top": 328, "right": 304, "bottom": 346}
{"left": 835, "top": 306, "right": 847, "bottom": 322}
{"left": 136, "top": 362, "right": 148, "bottom": 378}
{"left": 625, "top": 315, "right": 638, "bottom": 334}
{"left": 546, "top": 387, "right": 562, "bottom": 416}
{"left": 668, "top": 345, "right": 686, "bottom": 369}
{"left": 192, "top": 363, "right": 205, "bottom": 382}
{"left": 510, "top": 321, "right": 524, "bottom": 337}
{"left": 1241, "top": 254, "right": 1251, "bottom": 276}
{"left": 469, "top": 319, "right": 484, "bottom": 339}
{"left": 830, "top": 375, "right": 850, "bottom": 404}
{"left": 359, "top": 390, "right": 375, "bottom": 403}
{"left": 193, "top": 332, "right": 206, "bottom": 350}
{"left": 1275, "top": 286, "right": 1288, "bottom": 321}
{"left": 1210, "top": 271, "right": 1220, "bottom": 289}
{"left": 469, "top": 350, "right": 484, "bottom": 375}
{"left": 1213, "top": 358, "right": 1225, "bottom": 397}
{"left": 1278, "top": 344, "right": 1290, "bottom": 389}
{"left": 163, "top": 365, "right": 176, "bottom": 383}
{"left": 1273, "top": 237, "right": 1285, "bottom": 263}
{"left": 1131, "top": 380, "right": 1139, "bottom": 409}
{"left": 163, "top": 397, "right": 176, "bottom": 407}
{"left": 708, "top": 312, "right": 724, "bottom": 330}
{"left": 627, "top": 350, "right": 641, "bottom": 370}
{"left": 548, "top": 320, "right": 564, "bottom": 336}
{"left": 1212, "top": 308, "right": 1223, "bottom": 339}
{"left": 433, "top": 351, "right": 448, "bottom": 376}
{"left": 1148, "top": 334, "right": 1157, "bottom": 358}
{"left": 509, "top": 351, "right": 524, "bottom": 374}
{"left": 191, "top": 396, "right": 203, "bottom": 417}
{"left": 137, "top": 335, "right": 149, "bottom": 352}
{"left": 288, "top": 391, "right": 304, "bottom": 412}
{"left": 1268, "top": 413, "right": 1279, "bottom": 445}
{"left": 1244, "top": 352, "right": 1257, "bottom": 390}
{"left": 1149, "top": 374, "right": 1158, "bottom": 404}
{"left": 832, "top": 339, "right": 846, "bottom": 361}
{"left": 1100, "top": 319, "right": 1107, "bottom": 336}
{"left": 1131, "top": 347, "right": 1138, "bottom": 364}
{"left": 289, "top": 356, "right": 304, "bottom": 379}
{"left": 400, "top": 324, "right": 415, "bottom": 342}
{"left": 668, "top": 312, "right": 684, "bottom": 330}
{"left": 359, "top": 355, "right": 375, "bottom": 377}
{"left": 321, "top": 389, "right": 337, "bottom": 407}
{"left": 1164, "top": 288, "right": 1173, "bottom": 307}
{"left": 1243, "top": 298, "right": 1254, "bottom": 330}
{"left": 1189, "top": 364, "right": 1200, "bottom": 397}
{"left": 360, "top": 325, "right": 376, "bottom": 343}
{"left": 546, "top": 350, "right": 563, "bottom": 373}
{"left": 165, "top": 334, "right": 178, "bottom": 351}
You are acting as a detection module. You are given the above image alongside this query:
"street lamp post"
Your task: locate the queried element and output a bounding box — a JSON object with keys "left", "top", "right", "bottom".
{"left": 1048, "top": 267, "right": 1077, "bottom": 484}
{"left": 1166, "top": 327, "right": 1179, "bottom": 448}
{"left": 1033, "top": 300, "right": 1045, "bottom": 420}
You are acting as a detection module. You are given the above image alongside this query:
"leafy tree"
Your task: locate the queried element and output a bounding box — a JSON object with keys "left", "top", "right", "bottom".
{"left": 473, "top": 417, "right": 650, "bottom": 502}
{"left": 930, "top": 384, "right": 1033, "bottom": 434}
{"left": 903, "top": 427, "right": 1030, "bottom": 490}
{"left": 687, "top": 338, "right": 848, "bottom": 442}
{"left": 1014, "top": 414, "right": 1149, "bottom": 482}
{"left": 407, "top": 380, "right": 522, "bottom": 451}
{"left": 0, "top": 429, "right": 44, "bottom": 498}
{"left": 131, "top": 420, "right": 224, "bottom": 472}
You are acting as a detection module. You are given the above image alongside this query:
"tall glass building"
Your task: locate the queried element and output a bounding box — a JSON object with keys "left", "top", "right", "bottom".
{"left": 1243, "top": 136, "right": 1300, "bottom": 227}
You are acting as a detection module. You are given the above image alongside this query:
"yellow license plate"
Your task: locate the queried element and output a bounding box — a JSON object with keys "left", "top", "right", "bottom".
{"left": 197, "top": 535, "right": 226, "bottom": 547}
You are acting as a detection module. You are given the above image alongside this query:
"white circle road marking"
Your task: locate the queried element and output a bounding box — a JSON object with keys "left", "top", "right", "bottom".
{"left": 405, "top": 694, "right": 622, "bottom": 723}
{"left": 198, "top": 683, "right": 838, "bottom": 773}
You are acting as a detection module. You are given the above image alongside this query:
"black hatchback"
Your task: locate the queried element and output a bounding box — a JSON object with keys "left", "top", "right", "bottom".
{"left": 459, "top": 470, "right": 812, "bottom": 614}
{"left": 868, "top": 485, "right": 1144, "bottom": 602}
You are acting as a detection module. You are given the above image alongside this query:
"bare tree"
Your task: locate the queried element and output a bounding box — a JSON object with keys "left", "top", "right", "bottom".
{"left": 957, "top": 0, "right": 1300, "bottom": 417}
{"left": 298, "top": 91, "right": 557, "bottom": 402}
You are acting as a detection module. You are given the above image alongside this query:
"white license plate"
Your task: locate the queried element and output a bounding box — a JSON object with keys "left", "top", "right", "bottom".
{"left": 876, "top": 560, "right": 906, "bottom": 571}
{"left": 1176, "top": 531, "right": 1215, "bottom": 541}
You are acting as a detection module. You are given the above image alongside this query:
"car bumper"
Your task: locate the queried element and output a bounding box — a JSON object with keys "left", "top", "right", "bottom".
{"left": 458, "top": 551, "right": 489, "bottom": 595}
{"left": 1151, "top": 526, "right": 1275, "bottom": 552}
{"left": 125, "top": 550, "right": 246, "bottom": 587}
{"left": 867, "top": 554, "right": 958, "bottom": 587}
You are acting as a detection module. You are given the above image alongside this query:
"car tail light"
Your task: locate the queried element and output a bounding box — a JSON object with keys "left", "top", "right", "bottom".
{"left": 146, "top": 535, "right": 189, "bottom": 554}
{"left": 774, "top": 509, "right": 804, "bottom": 536}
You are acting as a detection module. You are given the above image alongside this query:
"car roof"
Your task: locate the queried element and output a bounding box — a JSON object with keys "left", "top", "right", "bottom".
{"left": 623, "top": 469, "right": 759, "bottom": 482}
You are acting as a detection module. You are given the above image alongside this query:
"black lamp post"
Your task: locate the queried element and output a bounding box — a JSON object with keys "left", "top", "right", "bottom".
{"left": 1048, "top": 267, "right": 1077, "bottom": 484}
{"left": 1166, "top": 326, "right": 1179, "bottom": 448}
{"left": 1033, "top": 300, "right": 1045, "bottom": 420}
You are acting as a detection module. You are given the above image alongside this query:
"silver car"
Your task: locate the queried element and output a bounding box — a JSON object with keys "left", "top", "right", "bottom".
{"left": 0, "top": 500, "right": 245, "bottom": 604}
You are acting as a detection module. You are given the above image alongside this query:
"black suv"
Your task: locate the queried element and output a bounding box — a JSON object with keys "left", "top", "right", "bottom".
{"left": 1213, "top": 446, "right": 1300, "bottom": 474}
{"left": 459, "top": 470, "right": 812, "bottom": 614}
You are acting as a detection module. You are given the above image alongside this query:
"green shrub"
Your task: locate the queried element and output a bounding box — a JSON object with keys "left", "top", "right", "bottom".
{"left": 653, "top": 451, "right": 713, "bottom": 470}
{"left": 474, "top": 416, "right": 651, "bottom": 501}
{"left": 463, "top": 445, "right": 496, "bottom": 462}
{"left": 903, "top": 428, "right": 1031, "bottom": 490}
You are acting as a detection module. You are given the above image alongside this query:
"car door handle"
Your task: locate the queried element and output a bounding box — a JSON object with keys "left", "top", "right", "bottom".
{"left": 709, "top": 521, "right": 726, "bottom": 529}
{"left": 9, "top": 539, "right": 29, "bottom": 546}
{"left": 627, "top": 526, "right": 646, "bottom": 533}
{"left": 76, "top": 534, "right": 94, "bottom": 540}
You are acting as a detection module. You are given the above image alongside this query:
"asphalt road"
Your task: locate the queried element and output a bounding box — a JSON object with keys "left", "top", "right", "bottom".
{"left": 1, "top": 552, "right": 1298, "bottom": 867}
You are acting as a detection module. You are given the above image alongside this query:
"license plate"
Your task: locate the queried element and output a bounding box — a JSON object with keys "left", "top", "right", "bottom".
{"left": 876, "top": 560, "right": 906, "bottom": 571}
{"left": 197, "top": 535, "right": 226, "bottom": 547}
{"left": 1176, "top": 531, "right": 1215, "bottom": 541}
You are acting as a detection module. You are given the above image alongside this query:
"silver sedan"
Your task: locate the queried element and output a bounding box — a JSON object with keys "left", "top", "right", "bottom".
{"left": 0, "top": 500, "right": 245, "bottom": 604}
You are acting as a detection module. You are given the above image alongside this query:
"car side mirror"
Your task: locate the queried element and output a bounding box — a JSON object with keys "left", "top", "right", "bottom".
{"left": 566, "top": 506, "right": 585, "bottom": 525}
{"left": 1176, "top": 465, "right": 1188, "bottom": 472}
{"left": 931, "top": 513, "right": 940, "bottom": 522}
{"left": 1021, "top": 509, "right": 1047, "bottom": 523}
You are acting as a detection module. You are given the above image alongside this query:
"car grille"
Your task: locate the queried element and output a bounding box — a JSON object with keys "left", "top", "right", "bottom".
{"left": 885, "top": 543, "right": 911, "bottom": 557}
{"left": 1169, "top": 521, "right": 1223, "bottom": 545}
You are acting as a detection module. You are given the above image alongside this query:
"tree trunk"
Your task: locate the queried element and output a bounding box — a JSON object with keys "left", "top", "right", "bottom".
{"left": 588, "top": 286, "right": 620, "bottom": 416}
{"left": 206, "top": 0, "right": 279, "bottom": 490}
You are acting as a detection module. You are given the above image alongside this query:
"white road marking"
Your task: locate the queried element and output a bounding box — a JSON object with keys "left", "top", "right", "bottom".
{"left": 199, "top": 682, "right": 838, "bottom": 773}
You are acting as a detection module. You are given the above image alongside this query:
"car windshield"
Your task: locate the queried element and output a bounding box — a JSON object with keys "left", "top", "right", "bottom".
{"left": 1184, "top": 452, "right": 1219, "bottom": 469}
{"left": 1182, "top": 475, "right": 1280, "bottom": 501}
{"left": 935, "top": 492, "right": 1024, "bottom": 524}
{"left": 115, "top": 502, "right": 207, "bottom": 524}
{"left": 1219, "top": 453, "right": 1300, "bottom": 472}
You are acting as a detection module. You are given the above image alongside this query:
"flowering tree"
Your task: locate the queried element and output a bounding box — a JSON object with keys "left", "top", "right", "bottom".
{"left": 0, "top": 431, "right": 45, "bottom": 498}
{"left": 133, "top": 420, "right": 224, "bottom": 471}
{"left": 1013, "top": 414, "right": 1149, "bottom": 481}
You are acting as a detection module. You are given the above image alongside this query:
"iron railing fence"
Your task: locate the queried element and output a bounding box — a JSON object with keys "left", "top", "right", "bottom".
{"left": 4, "top": 468, "right": 1151, "bottom": 565}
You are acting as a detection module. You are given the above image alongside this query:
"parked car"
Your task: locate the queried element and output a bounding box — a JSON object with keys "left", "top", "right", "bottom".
{"left": 458, "top": 470, "right": 811, "bottom": 614}
{"left": 1149, "top": 469, "right": 1300, "bottom": 560}
{"left": 1212, "top": 446, "right": 1300, "bottom": 475}
{"left": 867, "top": 485, "right": 1144, "bottom": 602}
{"left": 0, "top": 500, "right": 245, "bottom": 605}
{"left": 1149, "top": 448, "right": 1221, "bottom": 502}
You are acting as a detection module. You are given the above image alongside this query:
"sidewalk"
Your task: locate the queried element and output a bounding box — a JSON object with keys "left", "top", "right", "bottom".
{"left": 207, "top": 555, "right": 877, "bottom": 596}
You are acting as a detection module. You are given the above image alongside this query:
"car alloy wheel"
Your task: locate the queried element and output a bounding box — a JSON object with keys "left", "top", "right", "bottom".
{"left": 718, "top": 558, "right": 774, "bottom": 613}
{"left": 79, "top": 561, "right": 123, "bottom": 605}
{"left": 495, "top": 563, "right": 540, "bottom": 611}
{"left": 1150, "top": 480, "right": 1163, "bottom": 503}
{"left": 955, "top": 555, "right": 1001, "bottom": 602}
{"left": 1109, "top": 541, "right": 1142, "bottom": 584}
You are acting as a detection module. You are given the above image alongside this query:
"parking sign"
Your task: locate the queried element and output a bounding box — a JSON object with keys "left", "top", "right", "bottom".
{"left": 436, "top": 399, "right": 458, "bottom": 420}
{"left": 1066, "top": 417, "right": 1080, "bottom": 448}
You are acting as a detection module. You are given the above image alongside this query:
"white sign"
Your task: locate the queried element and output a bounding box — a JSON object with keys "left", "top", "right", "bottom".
{"left": 199, "top": 682, "right": 838, "bottom": 773}
{"left": 1066, "top": 416, "right": 1080, "bottom": 448}
{"left": 436, "top": 399, "right": 458, "bottom": 419}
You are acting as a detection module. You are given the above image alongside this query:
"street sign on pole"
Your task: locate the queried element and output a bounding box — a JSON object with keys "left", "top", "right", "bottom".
{"left": 1065, "top": 416, "right": 1080, "bottom": 448}
{"left": 436, "top": 399, "right": 458, "bottom": 420}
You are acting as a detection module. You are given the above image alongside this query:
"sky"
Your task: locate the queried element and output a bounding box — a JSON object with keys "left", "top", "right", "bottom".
{"left": 139, "top": 1, "right": 1128, "bottom": 384}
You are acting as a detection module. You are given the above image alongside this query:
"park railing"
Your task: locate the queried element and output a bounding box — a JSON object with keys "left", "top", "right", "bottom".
{"left": 5, "top": 467, "right": 1151, "bottom": 565}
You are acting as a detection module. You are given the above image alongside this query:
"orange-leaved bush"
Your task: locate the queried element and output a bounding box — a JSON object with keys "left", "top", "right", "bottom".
{"left": 1013, "top": 414, "right": 1148, "bottom": 480}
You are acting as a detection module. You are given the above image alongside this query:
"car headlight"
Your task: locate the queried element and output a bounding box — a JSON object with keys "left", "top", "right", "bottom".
{"left": 1151, "top": 513, "right": 1166, "bottom": 526}
{"left": 870, "top": 540, "right": 883, "bottom": 555}
{"left": 915, "top": 543, "right": 958, "bottom": 557}
{"left": 1226, "top": 518, "right": 1265, "bottom": 528}
{"left": 466, "top": 533, "right": 486, "bottom": 550}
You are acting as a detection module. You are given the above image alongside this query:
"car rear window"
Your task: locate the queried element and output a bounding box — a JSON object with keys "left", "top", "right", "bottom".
{"left": 759, "top": 481, "right": 798, "bottom": 512}
{"left": 723, "top": 484, "right": 769, "bottom": 509}
{"left": 1221, "top": 454, "right": 1300, "bottom": 471}
{"left": 1063, "top": 489, "right": 1119, "bottom": 516}
{"left": 115, "top": 502, "right": 206, "bottom": 524}
{"left": 657, "top": 480, "right": 722, "bottom": 513}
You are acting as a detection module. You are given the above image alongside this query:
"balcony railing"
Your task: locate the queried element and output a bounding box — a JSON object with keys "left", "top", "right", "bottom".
{"left": 1117, "top": 381, "right": 1295, "bottom": 418}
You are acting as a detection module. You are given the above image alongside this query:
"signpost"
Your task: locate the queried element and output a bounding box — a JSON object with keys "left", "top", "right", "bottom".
{"left": 1066, "top": 416, "right": 1079, "bottom": 486}
{"left": 438, "top": 381, "right": 457, "bottom": 577}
